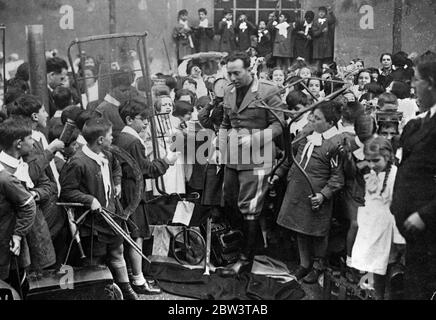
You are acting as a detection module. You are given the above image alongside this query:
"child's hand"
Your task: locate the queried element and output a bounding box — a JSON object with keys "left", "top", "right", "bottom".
{"left": 91, "top": 198, "right": 102, "bottom": 212}
{"left": 48, "top": 139, "right": 65, "bottom": 153}
{"left": 309, "top": 193, "right": 325, "bottom": 210}
{"left": 165, "top": 150, "right": 179, "bottom": 165}
{"left": 269, "top": 175, "right": 280, "bottom": 185}
{"left": 9, "top": 235, "right": 21, "bottom": 256}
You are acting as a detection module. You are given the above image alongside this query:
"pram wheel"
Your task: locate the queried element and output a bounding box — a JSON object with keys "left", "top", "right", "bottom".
{"left": 172, "top": 227, "right": 206, "bottom": 266}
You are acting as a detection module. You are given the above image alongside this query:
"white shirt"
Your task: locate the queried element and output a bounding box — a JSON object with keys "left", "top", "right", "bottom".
{"left": 300, "top": 126, "right": 340, "bottom": 169}
{"left": 0, "top": 151, "right": 34, "bottom": 189}
{"left": 32, "top": 130, "right": 61, "bottom": 195}
{"left": 82, "top": 145, "right": 112, "bottom": 207}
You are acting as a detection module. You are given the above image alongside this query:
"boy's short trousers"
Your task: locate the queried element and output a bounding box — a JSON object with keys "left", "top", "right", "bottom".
{"left": 81, "top": 234, "right": 123, "bottom": 258}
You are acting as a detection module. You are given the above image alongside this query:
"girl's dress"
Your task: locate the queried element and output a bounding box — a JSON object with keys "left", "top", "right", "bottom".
{"left": 351, "top": 165, "right": 406, "bottom": 275}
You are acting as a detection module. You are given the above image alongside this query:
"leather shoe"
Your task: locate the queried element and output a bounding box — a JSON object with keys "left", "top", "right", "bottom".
{"left": 303, "top": 268, "right": 324, "bottom": 284}
{"left": 132, "top": 280, "right": 162, "bottom": 295}
{"left": 117, "top": 282, "right": 139, "bottom": 300}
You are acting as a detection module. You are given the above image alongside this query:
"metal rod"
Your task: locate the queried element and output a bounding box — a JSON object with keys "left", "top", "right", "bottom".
{"left": 100, "top": 208, "right": 151, "bottom": 264}
{"left": 68, "top": 32, "right": 148, "bottom": 45}
{"left": 138, "top": 37, "right": 167, "bottom": 195}
{"left": 300, "top": 81, "right": 319, "bottom": 102}
{"left": 67, "top": 39, "right": 84, "bottom": 109}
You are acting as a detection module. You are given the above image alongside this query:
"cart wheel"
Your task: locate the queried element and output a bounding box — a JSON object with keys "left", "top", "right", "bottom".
{"left": 172, "top": 228, "right": 206, "bottom": 266}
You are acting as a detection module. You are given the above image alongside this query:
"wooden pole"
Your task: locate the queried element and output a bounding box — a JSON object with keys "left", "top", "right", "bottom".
{"left": 393, "top": 0, "right": 403, "bottom": 53}
{"left": 109, "top": 0, "right": 116, "bottom": 34}
{"left": 26, "top": 25, "right": 49, "bottom": 113}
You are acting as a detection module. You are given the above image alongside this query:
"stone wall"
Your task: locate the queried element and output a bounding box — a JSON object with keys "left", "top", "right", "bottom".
{"left": 0, "top": 0, "right": 214, "bottom": 74}
{"left": 302, "top": 0, "right": 436, "bottom": 68}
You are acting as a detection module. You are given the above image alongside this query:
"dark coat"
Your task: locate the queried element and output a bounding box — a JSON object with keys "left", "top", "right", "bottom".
{"left": 256, "top": 29, "right": 272, "bottom": 57}
{"left": 276, "top": 134, "right": 345, "bottom": 237}
{"left": 391, "top": 114, "right": 436, "bottom": 299}
{"left": 312, "top": 15, "right": 336, "bottom": 60}
{"left": 114, "top": 132, "right": 169, "bottom": 238}
{"left": 272, "top": 24, "right": 294, "bottom": 58}
{"left": 293, "top": 20, "right": 313, "bottom": 63}
{"left": 392, "top": 115, "right": 436, "bottom": 241}
{"left": 25, "top": 138, "right": 64, "bottom": 238}
{"left": 218, "top": 20, "right": 237, "bottom": 54}
{"left": 193, "top": 26, "right": 215, "bottom": 53}
{"left": 173, "top": 22, "right": 194, "bottom": 61}
{"left": 0, "top": 170, "right": 36, "bottom": 280}
{"left": 60, "top": 149, "right": 122, "bottom": 240}
{"left": 235, "top": 20, "right": 257, "bottom": 51}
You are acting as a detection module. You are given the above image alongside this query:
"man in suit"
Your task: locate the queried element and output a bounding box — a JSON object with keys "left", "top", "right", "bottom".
{"left": 218, "top": 52, "right": 283, "bottom": 275}
{"left": 46, "top": 57, "right": 69, "bottom": 118}
{"left": 391, "top": 52, "right": 436, "bottom": 300}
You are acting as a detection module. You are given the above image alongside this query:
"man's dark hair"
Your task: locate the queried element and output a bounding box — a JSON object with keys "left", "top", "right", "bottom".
{"left": 286, "top": 90, "right": 308, "bottom": 111}
{"left": 223, "top": 9, "right": 232, "bottom": 16}
{"left": 10, "top": 94, "right": 43, "bottom": 118}
{"left": 342, "top": 101, "right": 365, "bottom": 124}
{"left": 389, "top": 81, "right": 411, "bottom": 99}
{"left": 316, "top": 101, "right": 342, "bottom": 126}
{"left": 173, "top": 101, "right": 194, "bottom": 118}
{"left": 0, "top": 117, "right": 33, "bottom": 150}
{"left": 198, "top": 8, "right": 207, "bottom": 15}
{"left": 15, "top": 62, "right": 30, "bottom": 82}
{"left": 119, "top": 96, "right": 150, "bottom": 125}
{"left": 305, "top": 10, "right": 315, "bottom": 21}
{"left": 364, "top": 82, "right": 385, "bottom": 95}
{"left": 82, "top": 117, "right": 112, "bottom": 145}
{"left": 175, "top": 89, "right": 196, "bottom": 104}
{"left": 76, "top": 110, "right": 94, "bottom": 131}
{"left": 178, "top": 9, "right": 188, "bottom": 18}
{"left": 226, "top": 51, "right": 251, "bottom": 69}
{"left": 165, "top": 76, "right": 178, "bottom": 90}
{"left": 61, "top": 105, "right": 84, "bottom": 125}
{"left": 53, "top": 86, "right": 72, "bottom": 111}
{"left": 319, "top": 6, "right": 328, "bottom": 13}
{"left": 6, "top": 78, "right": 29, "bottom": 92}
{"left": 46, "top": 57, "right": 68, "bottom": 74}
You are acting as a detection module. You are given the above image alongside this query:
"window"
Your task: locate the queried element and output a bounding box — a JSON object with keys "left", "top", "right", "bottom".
{"left": 214, "top": 0, "right": 302, "bottom": 28}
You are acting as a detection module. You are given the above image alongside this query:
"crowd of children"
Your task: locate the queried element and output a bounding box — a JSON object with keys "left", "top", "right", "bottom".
{"left": 0, "top": 6, "right": 435, "bottom": 301}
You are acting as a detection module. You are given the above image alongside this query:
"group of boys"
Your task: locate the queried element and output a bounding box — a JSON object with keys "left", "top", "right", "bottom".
{"left": 0, "top": 86, "right": 178, "bottom": 299}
